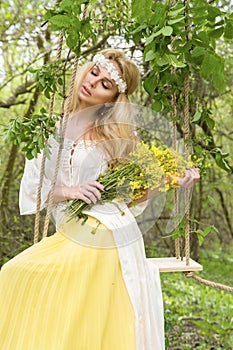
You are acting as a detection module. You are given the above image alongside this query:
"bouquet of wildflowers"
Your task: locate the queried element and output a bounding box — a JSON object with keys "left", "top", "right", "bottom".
{"left": 65, "top": 142, "right": 193, "bottom": 223}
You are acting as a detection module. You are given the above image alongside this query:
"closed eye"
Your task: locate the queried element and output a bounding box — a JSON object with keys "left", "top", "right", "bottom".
{"left": 102, "top": 82, "right": 109, "bottom": 89}
{"left": 91, "top": 70, "right": 98, "bottom": 76}
{"left": 91, "top": 67, "right": 111, "bottom": 89}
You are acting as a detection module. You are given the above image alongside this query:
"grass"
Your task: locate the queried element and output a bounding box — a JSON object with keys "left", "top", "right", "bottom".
{"left": 146, "top": 242, "right": 233, "bottom": 349}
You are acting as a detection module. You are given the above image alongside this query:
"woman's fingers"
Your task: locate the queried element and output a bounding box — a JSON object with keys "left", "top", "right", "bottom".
{"left": 176, "top": 168, "right": 200, "bottom": 188}
{"left": 72, "top": 181, "right": 105, "bottom": 203}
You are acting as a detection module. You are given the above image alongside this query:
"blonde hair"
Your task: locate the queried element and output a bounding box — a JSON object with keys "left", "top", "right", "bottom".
{"left": 69, "top": 49, "right": 140, "bottom": 161}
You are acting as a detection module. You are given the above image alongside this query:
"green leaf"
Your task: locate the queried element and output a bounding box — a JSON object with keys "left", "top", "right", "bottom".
{"left": 132, "top": 0, "right": 152, "bottom": 24}
{"left": 26, "top": 151, "right": 34, "bottom": 160}
{"left": 33, "top": 135, "right": 38, "bottom": 142}
{"left": 168, "top": 5, "right": 185, "bottom": 18}
{"left": 192, "top": 110, "right": 202, "bottom": 123}
{"left": 169, "top": 55, "right": 186, "bottom": 68}
{"left": 149, "top": 3, "right": 166, "bottom": 25}
{"left": 31, "top": 148, "right": 38, "bottom": 158}
{"left": 143, "top": 74, "right": 156, "bottom": 96}
{"left": 130, "top": 24, "right": 147, "bottom": 36}
{"left": 44, "top": 9, "right": 54, "bottom": 21}
{"left": 194, "top": 145, "right": 203, "bottom": 156}
{"left": 49, "top": 15, "right": 71, "bottom": 28}
{"left": 200, "top": 54, "right": 218, "bottom": 79}
{"left": 203, "top": 195, "right": 215, "bottom": 208}
{"left": 38, "top": 135, "right": 44, "bottom": 149}
{"left": 40, "top": 107, "right": 47, "bottom": 114}
{"left": 203, "top": 227, "right": 212, "bottom": 236}
{"left": 215, "top": 152, "right": 232, "bottom": 173}
{"left": 144, "top": 50, "right": 157, "bottom": 62}
{"left": 194, "top": 31, "right": 209, "bottom": 47}
{"left": 146, "top": 28, "right": 163, "bottom": 42}
{"left": 207, "top": 4, "right": 222, "bottom": 21}
{"left": 196, "top": 229, "right": 205, "bottom": 246}
{"left": 58, "top": 77, "right": 63, "bottom": 86}
{"left": 152, "top": 100, "right": 162, "bottom": 112}
{"left": 191, "top": 46, "right": 205, "bottom": 58}
{"left": 161, "top": 26, "right": 173, "bottom": 36}
{"left": 196, "top": 226, "right": 212, "bottom": 246}
{"left": 27, "top": 67, "right": 36, "bottom": 73}
{"left": 145, "top": 26, "right": 173, "bottom": 43}
{"left": 167, "top": 16, "right": 185, "bottom": 25}
{"left": 224, "top": 22, "right": 233, "bottom": 39}
{"left": 208, "top": 27, "right": 224, "bottom": 39}
{"left": 59, "top": 0, "right": 73, "bottom": 11}
{"left": 156, "top": 55, "right": 170, "bottom": 66}
{"left": 145, "top": 28, "right": 160, "bottom": 45}
{"left": 213, "top": 71, "right": 226, "bottom": 94}
{"left": 205, "top": 116, "right": 215, "bottom": 130}
{"left": 44, "top": 88, "right": 51, "bottom": 99}
{"left": 66, "top": 32, "right": 79, "bottom": 49}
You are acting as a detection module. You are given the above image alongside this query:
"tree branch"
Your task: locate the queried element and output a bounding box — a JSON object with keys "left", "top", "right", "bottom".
{"left": 214, "top": 187, "right": 233, "bottom": 239}
{"left": 0, "top": 80, "right": 36, "bottom": 109}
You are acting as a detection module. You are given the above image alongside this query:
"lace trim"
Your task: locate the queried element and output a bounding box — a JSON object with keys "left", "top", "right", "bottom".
{"left": 49, "top": 136, "right": 96, "bottom": 151}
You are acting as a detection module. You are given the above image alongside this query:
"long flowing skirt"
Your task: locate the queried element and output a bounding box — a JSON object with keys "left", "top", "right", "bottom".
{"left": 0, "top": 217, "right": 135, "bottom": 349}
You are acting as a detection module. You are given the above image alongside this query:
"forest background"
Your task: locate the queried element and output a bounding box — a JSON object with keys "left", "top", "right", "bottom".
{"left": 0, "top": 0, "right": 232, "bottom": 348}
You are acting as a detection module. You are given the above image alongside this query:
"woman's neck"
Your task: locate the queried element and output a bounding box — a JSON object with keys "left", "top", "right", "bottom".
{"left": 65, "top": 107, "right": 97, "bottom": 141}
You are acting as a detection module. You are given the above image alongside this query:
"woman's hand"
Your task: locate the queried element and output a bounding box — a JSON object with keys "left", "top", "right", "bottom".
{"left": 171, "top": 168, "right": 200, "bottom": 188}
{"left": 54, "top": 182, "right": 105, "bottom": 204}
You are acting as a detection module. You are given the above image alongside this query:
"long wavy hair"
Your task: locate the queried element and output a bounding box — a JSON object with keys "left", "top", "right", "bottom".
{"left": 68, "top": 49, "right": 140, "bottom": 162}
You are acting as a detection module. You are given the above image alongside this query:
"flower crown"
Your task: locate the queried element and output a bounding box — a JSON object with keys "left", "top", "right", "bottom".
{"left": 93, "top": 54, "right": 127, "bottom": 94}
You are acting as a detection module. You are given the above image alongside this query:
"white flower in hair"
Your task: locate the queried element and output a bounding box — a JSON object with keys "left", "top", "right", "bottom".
{"left": 93, "top": 54, "right": 127, "bottom": 93}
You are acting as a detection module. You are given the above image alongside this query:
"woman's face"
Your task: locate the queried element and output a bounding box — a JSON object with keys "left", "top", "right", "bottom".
{"left": 77, "top": 62, "right": 121, "bottom": 109}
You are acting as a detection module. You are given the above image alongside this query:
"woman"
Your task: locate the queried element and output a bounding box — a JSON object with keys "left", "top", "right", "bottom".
{"left": 0, "top": 49, "right": 199, "bottom": 350}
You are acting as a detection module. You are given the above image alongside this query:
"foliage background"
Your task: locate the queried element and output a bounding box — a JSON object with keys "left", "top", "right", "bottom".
{"left": 0, "top": 0, "right": 232, "bottom": 348}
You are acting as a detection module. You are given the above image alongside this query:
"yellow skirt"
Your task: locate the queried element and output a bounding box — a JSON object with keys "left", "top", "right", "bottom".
{"left": 0, "top": 217, "right": 135, "bottom": 349}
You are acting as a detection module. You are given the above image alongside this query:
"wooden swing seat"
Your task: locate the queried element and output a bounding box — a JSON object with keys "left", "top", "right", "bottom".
{"left": 149, "top": 257, "right": 203, "bottom": 273}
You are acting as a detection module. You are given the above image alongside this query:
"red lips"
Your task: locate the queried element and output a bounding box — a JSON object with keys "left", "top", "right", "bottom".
{"left": 81, "top": 85, "right": 91, "bottom": 96}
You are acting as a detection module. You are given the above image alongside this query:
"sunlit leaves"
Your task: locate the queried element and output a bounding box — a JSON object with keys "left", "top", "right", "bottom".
{"left": 28, "top": 61, "right": 64, "bottom": 99}
{"left": 44, "top": 0, "right": 97, "bottom": 55}
{"left": 132, "top": 0, "right": 153, "bottom": 24}
{"left": 4, "top": 109, "right": 59, "bottom": 159}
{"left": 130, "top": 0, "right": 230, "bottom": 100}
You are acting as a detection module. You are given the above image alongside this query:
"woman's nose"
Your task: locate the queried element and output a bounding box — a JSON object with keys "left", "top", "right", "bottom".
{"left": 89, "top": 77, "right": 98, "bottom": 88}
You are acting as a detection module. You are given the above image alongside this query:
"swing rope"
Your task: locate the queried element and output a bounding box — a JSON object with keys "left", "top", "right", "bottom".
{"left": 34, "top": 32, "right": 64, "bottom": 243}
{"left": 172, "top": 98, "right": 180, "bottom": 260}
{"left": 184, "top": 72, "right": 190, "bottom": 266}
{"left": 42, "top": 54, "right": 79, "bottom": 239}
{"left": 170, "top": 0, "right": 180, "bottom": 260}
{"left": 171, "top": 0, "right": 233, "bottom": 293}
